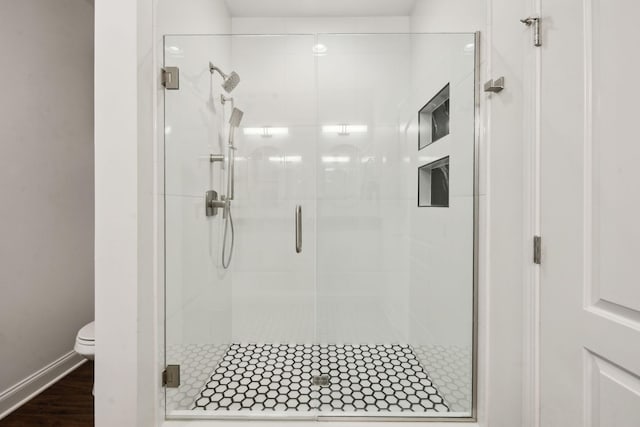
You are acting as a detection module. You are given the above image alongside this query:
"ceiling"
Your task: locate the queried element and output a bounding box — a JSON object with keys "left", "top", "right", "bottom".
{"left": 223, "top": 0, "right": 418, "bottom": 17}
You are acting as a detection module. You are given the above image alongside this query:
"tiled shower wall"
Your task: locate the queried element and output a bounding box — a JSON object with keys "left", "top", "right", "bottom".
{"left": 225, "top": 23, "right": 414, "bottom": 345}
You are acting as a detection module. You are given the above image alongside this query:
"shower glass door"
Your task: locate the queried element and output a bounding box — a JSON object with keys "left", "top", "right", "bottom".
{"left": 163, "top": 32, "right": 477, "bottom": 420}
{"left": 163, "top": 34, "right": 319, "bottom": 416}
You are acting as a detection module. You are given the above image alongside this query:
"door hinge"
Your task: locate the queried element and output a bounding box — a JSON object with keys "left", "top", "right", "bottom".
{"left": 161, "top": 67, "right": 180, "bottom": 90}
{"left": 533, "top": 235, "right": 542, "bottom": 264}
{"left": 162, "top": 365, "right": 180, "bottom": 388}
{"left": 520, "top": 16, "right": 542, "bottom": 47}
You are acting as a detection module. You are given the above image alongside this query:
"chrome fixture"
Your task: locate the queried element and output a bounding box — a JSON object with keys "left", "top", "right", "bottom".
{"left": 205, "top": 190, "right": 226, "bottom": 217}
{"left": 161, "top": 67, "right": 179, "bottom": 90}
{"left": 295, "top": 205, "right": 302, "bottom": 253}
{"left": 312, "top": 374, "right": 330, "bottom": 386}
{"left": 226, "top": 108, "right": 243, "bottom": 201}
{"left": 210, "top": 154, "right": 224, "bottom": 163}
{"left": 209, "top": 62, "right": 241, "bottom": 93}
{"left": 484, "top": 77, "right": 505, "bottom": 93}
{"left": 220, "top": 107, "right": 244, "bottom": 269}
{"left": 162, "top": 365, "right": 180, "bottom": 388}
{"left": 220, "top": 94, "right": 234, "bottom": 109}
{"left": 533, "top": 235, "right": 542, "bottom": 264}
{"left": 520, "top": 16, "right": 542, "bottom": 47}
{"left": 205, "top": 102, "right": 244, "bottom": 269}
{"left": 229, "top": 107, "right": 244, "bottom": 128}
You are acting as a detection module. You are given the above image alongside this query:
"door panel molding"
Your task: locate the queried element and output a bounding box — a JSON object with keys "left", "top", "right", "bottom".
{"left": 583, "top": 0, "right": 640, "bottom": 330}
{"left": 584, "top": 350, "right": 640, "bottom": 427}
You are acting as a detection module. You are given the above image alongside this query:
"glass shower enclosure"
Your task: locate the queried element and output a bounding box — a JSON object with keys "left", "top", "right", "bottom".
{"left": 163, "top": 32, "right": 477, "bottom": 421}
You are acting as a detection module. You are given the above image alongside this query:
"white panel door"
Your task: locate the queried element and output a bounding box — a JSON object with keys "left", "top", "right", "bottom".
{"left": 540, "top": 0, "right": 640, "bottom": 426}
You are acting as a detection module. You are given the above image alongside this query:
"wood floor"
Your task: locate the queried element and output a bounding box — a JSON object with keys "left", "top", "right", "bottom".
{"left": 1, "top": 361, "right": 94, "bottom": 427}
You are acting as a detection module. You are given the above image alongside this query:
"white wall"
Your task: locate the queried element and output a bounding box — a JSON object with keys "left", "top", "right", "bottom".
{"left": 95, "top": 0, "right": 234, "bottom": 421}
{"left": 95, "top": 0, "right": 144, "bottom": 424}
{"left": 411, "top": 0, "right": 486, "bottom": 32}
{"left": 480, "top": 0, "right": 533, "bottom": 424}
{"left": 0, "top": 0, "right": 94, "bottom": 415}
{"left": 231, "top": 16, "right": 410, "bottom": 34}
{"left": 157, "top": 0, "right": 232, "bottom": 35}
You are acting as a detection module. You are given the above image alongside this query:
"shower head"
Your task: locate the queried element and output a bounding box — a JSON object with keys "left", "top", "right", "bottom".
{"left": 229, "top": 107, "right": 244, "bottom": 128}
{"left": 209, "top": 62, "right": 241, "bottom": 93}
{"left": 222, "top": 71, "right": 240, "bottom": 93}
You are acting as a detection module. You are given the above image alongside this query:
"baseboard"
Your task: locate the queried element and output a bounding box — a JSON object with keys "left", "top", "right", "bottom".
{"left": 0, "top": 350, "right": 87, "bottom": 420}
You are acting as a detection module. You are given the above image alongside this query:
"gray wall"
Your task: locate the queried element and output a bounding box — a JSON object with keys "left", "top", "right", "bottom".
{"left": 0, "top": 0, "right": 94, "bottom": 393}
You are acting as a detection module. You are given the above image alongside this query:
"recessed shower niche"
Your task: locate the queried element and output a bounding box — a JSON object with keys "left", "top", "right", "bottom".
{"left": 418, "top": 157, "right": 450, "bottom": 207}
{"left": 163, "top": 32, "right": 477, "bottom": 421}
{"left": 419, "top": 84, "right": 450, "bottom": 150}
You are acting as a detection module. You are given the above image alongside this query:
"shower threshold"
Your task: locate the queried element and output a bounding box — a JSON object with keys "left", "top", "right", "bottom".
{"left": 191, "top": 343, "right": 449, "bottom": 414}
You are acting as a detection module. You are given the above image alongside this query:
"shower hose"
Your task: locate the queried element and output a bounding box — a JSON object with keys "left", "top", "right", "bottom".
{"left": 221, "top": 204, "right": 234, "bottom": 269}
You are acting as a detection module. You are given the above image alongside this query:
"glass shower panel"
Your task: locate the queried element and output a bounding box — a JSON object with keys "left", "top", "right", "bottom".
{"left": 163, "top": 34, "right": 318, "bottom": 415}
{"left": 163, "top": 32, "right": 477, "bottom": 421}
{"left": 315, "top": 33, "right": 476, "bottom": 417}
{"left": 164, "top": 34, "right": 235, "bottom": 414}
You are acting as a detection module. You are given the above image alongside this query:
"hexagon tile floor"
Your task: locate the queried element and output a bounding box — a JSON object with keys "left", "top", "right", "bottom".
{"left": 193, "top": 343, "right": 450, "bottom": 413}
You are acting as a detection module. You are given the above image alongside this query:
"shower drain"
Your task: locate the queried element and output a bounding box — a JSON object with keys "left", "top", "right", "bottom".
{"left": 312, "top": 374, "right": 331, "bottom": 387}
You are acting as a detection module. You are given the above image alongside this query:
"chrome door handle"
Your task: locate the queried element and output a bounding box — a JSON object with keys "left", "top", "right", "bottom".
{"left": 295, "top": 205, "right": 302, "bottom": 253}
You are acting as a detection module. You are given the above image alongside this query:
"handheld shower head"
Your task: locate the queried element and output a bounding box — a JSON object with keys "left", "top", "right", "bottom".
{"left": 209, "top": 62, "right": 241, "bottom": 93}
{"left": 226, "top": 107, "right": 244, "bottom": 202}
{"left": 229, "top": 107, "right": 244, "bottom": 128}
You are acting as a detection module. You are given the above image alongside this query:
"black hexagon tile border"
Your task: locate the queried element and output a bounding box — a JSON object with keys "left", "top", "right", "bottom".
{"left": 193, "top": 343, "right": 449, "bottom": 413}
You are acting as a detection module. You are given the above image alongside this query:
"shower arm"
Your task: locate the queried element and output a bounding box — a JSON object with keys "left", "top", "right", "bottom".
{"left": 209, "top": 63, "right": 228, "bottom": 79}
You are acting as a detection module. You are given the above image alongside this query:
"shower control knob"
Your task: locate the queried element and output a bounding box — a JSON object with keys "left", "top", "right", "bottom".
{"left": 205, "top": 190, "right": 226, "bottom": 217}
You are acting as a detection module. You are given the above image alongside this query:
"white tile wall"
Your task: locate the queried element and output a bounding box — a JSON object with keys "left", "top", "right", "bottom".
{"left": 315, "top": 33, "right": 413, "bottom": 345}
{"left": 231, "top": 16, "right": 411, "bottom": 35}
{"left": 225, "top": 34, "right": 318, "bottom": 344}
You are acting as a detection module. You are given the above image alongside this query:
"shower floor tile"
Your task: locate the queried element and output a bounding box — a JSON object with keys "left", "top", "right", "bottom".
{"left": 193, "top": 343, "right": 449, "bottom": 413}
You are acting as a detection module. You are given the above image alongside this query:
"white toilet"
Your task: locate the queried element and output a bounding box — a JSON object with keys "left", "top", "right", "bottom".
{"left": 74, "top": 321, "right": 95, "bottom": 360}
{"left": 75, "top": 321, "right": 95, "bottom": 395}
